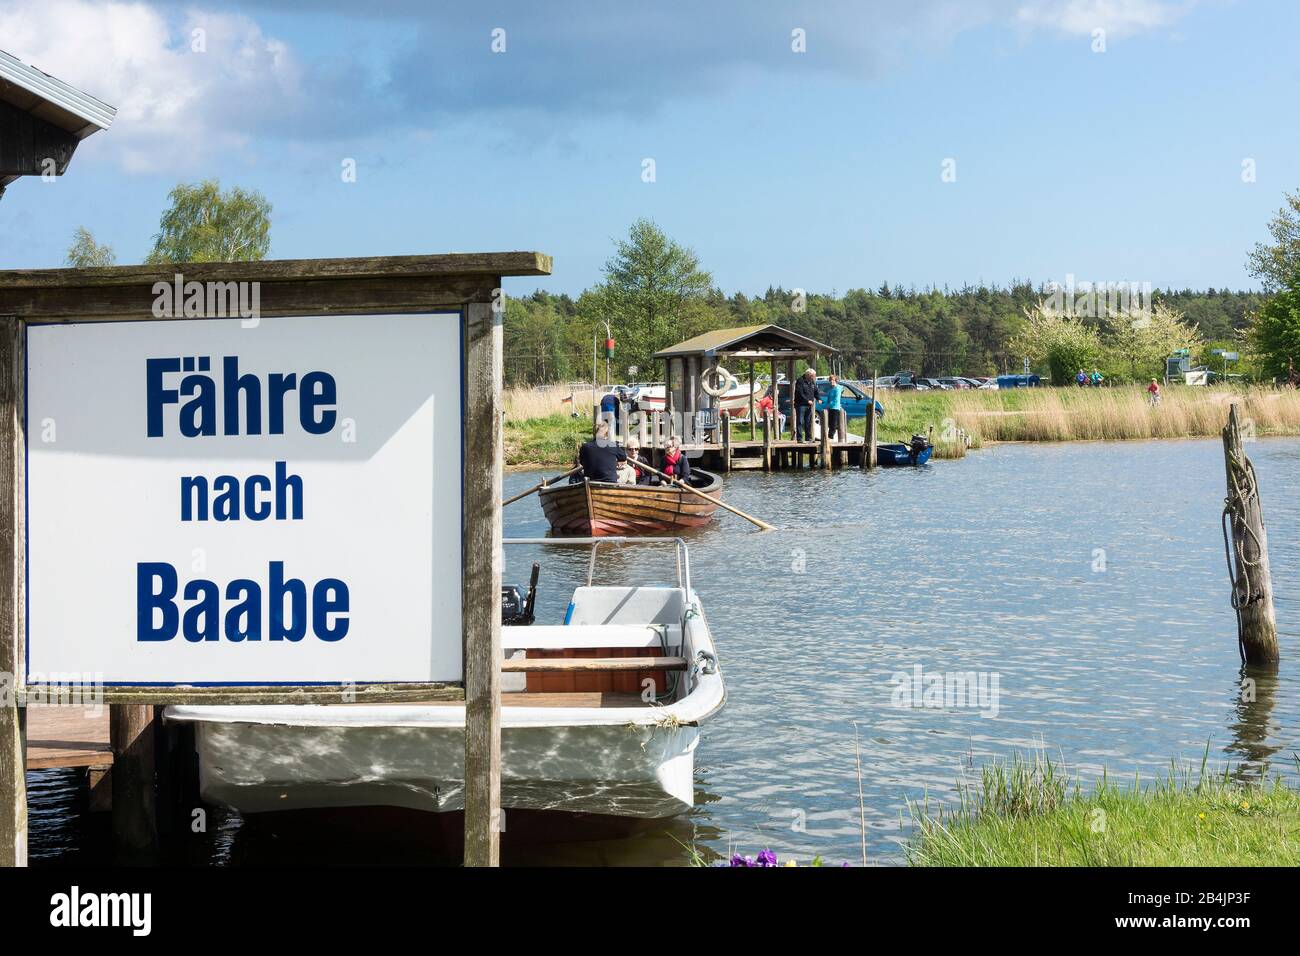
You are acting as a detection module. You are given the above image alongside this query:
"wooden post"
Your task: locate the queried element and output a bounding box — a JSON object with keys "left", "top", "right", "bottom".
{"left": 864, "top": 370, "right": 878, "bottom": 469}
{"left": 836, "top": 409, "right": 847, "bottom": 467}
{"left": 1222, "top": 403, "right": 1278, "bottom": 666}
{"left": 819, "top": 409, "right": 831, "bottom": 470}
{"left": 665, "top": 358, "right": 675, "bottom": 441}
{"left": 787, "top": 360, "right": 795, "bottom": 440}
{"left": 747, "top": 358, "right": 756, "bottom": 439}
{"left": 0, "top": 316, "right": 26, "bottom": 867}
{"left": 463, "top": 299, "right": 504, "bottom": 866}
{"left": 722, "top": 414, "right": 732, "bottom": 472}
{"left": 651, "top": 409, "right": 661, "bottom": 468}
{"left": 110, "top": 704, "right": 157, "bottom": 855}
{"left": 762, "top": 414, "right": 772, "bottom": 472}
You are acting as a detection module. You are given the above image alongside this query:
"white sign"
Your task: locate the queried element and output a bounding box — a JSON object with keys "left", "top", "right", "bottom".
{"left": 25, "top": 313, "right": 462, "bottom": 685}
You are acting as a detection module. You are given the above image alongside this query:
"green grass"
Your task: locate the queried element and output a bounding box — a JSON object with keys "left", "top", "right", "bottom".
{"left": 908, "top": 753, "right": 1300, "bottom": 867}
{"left": 504, "top": 413, "right": 589, "bottom": 468}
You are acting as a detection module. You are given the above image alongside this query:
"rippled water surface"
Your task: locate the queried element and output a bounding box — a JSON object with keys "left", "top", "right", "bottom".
{"left": 28, "top": 438, "right": 1300, "bottom": 865}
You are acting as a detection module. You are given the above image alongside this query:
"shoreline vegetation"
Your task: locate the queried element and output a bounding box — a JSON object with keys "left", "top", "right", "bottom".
{"left": 907, "top": 755, "right": 1300, "bottom": 867}
{"left": 503, "top": 385, "right": 1300, "bottom": 468}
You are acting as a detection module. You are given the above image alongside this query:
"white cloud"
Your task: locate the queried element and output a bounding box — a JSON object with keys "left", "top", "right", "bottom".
{"left": 0, "top": 0, "right": 1195, "bottom": 176}
{"left": 0, "top": 0, "right": 307, "bottom": 172}
{"left": 1015, "top": 0, "right": 1188, "bottom": 37}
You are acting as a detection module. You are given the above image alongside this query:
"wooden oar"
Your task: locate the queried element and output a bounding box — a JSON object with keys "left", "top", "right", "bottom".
{"left": 503, "top": 466, "right": 582, "bottom": 507}
{"left": 635, "top": 460, "right": 776, "bottom": 532}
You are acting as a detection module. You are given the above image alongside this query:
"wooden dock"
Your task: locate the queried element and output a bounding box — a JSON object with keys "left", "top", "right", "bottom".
{"left": 25, "top": 704, "right": 112, "bottom": 770}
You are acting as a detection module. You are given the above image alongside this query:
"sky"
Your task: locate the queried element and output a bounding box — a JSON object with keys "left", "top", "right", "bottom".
{"left": 0, "top": 0, "right": 1296, "bottom": 298}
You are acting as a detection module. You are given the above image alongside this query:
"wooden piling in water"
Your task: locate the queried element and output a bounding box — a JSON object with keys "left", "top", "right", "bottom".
{"left": 722, "top": 414, "right": 732, "bottom": 473}
{"left": 110, "top": 704, "right": 158, "bottom": 856}
{"left": 1221, "top": 403, "right": 1278, "bottom": 666}
{"left": 863, "top": 371, "right": 878, "bottom": 469}
{"left": 819, "top": 410, "right": 831, "bottom": 470}
{"left": 762, "top": 415, "right": 772, "bottom": 471}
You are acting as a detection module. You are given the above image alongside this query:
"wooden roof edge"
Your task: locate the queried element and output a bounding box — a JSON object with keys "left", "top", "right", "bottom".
{"left": 0, "top": 251, "right": 553, "bottom": 288}
{"left": 653, "top": 322, "right": 838, "bottom": 358}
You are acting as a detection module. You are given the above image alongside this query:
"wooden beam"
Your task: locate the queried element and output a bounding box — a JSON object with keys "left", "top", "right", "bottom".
{"left": 19, "top": 683, "right": 463, "bottom": 706}
{"left": 0, "top": 274, "right": 506, "bottom": 321}
{"left": 503, "top": 657, "right": 687, "bottom": 673}
{"left": 110, "top": 703, "right": 157, "bottom": 856}
{"left": 462, "top": 300, "right": 504, "bottom": 867}
{"left": 0, "top": 100, "right": 78, "bottom": 179}
{"left": 0, "top": 316, "right": 25, "bottom": 867}
{"left": 0, "top": 251, "right": 552, "bottom": 288}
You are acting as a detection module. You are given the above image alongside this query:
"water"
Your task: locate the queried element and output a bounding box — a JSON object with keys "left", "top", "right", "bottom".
{"left": 27, "top": 438, "right": 1300, "bottom": 865}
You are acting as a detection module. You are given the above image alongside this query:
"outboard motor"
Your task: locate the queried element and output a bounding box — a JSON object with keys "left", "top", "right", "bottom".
{"left": 500, "top": 585, "right": 529, "bottom": 625}
{"left": 908, "top": 433, "right": 931, "bottom": 463}
{"left": 501, "top": 562, "right": 540, "bottom": 626}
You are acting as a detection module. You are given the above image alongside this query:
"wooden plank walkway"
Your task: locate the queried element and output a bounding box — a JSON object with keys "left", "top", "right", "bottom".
{"left": 26, "top": 705, "right": 112, "bottom": 770}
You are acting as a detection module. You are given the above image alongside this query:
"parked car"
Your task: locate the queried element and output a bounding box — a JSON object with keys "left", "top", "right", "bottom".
{"left": 995, "top": 374, "right": 1041, "bottom": 389}
{"left": 871, "top": 375, "right": 900, "bottom": 389}
{"left": 937, "top": 377, "right": 971, "bottom": 389}
{"left": 917, "top": 378, "right": 950, "bottom": 390}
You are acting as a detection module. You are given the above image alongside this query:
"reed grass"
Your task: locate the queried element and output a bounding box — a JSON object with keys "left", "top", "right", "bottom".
{"left": 908, "top": 752, "right": 1300, "bottom": 867}
{"left": 944, "top": 385, "right": 1300, "bottom": 443}
{"left": 501, "top": 384, "right": 1300, "bottom": 467}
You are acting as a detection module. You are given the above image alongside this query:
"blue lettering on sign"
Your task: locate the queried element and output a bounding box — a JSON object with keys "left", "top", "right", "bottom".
{"left": 137, "top": 562, "right": 350, "bottom": 643}
{"left": 146, "top": 356, "right": 337, "bottom": 438}
{"left": 180, "top": 461, "right": 304, "bottom": 521}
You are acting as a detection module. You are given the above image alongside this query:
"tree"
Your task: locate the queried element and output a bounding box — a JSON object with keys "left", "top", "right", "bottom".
{"left": 1247, "top": 190, "right": 1300, "bottom": 292}
{"left": 64, "top": 226, "right": 115, "bottom": 267}
{"left": 1104, "top": 304, "right": 1201, "bottom": 379}
{"left": 1248, "top": 281, "right": 1300, "bottom": 382}
{"left": 145, "top": 180, "right": 271, "bottom": 264}
{"left": 589, "top": 219, "right": 713, "bottom": 374}
{"left": 1009, "top": 302, "right": 1102, "bottom": 385}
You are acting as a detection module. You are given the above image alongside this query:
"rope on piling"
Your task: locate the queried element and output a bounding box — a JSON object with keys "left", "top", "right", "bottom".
{"left": 1220, "top": 445, "right": 1264, "bottom": 664}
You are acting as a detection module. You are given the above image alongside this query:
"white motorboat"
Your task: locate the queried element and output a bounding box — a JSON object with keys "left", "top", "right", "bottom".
{"left": 633, "top": 379, "right": 767, "bottom": 416}
{"left": 166, "top": 537, "right": 724, "bottom": 823}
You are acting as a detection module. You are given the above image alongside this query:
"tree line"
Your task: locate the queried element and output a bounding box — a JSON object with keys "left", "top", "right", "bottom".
{"left": 505, "top": 219, "right": 1268, "bottom": 387}
{"left": 62, "top": 183, "right": 1300, "bottom": 388}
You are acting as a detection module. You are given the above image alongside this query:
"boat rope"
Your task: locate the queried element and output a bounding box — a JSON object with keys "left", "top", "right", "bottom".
{"left": 1220, "top": 444, "right": 1264, "bottom": 664}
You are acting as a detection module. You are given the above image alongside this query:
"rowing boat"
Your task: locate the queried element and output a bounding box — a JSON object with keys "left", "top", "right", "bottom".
{"left": 538, "top": 470, "right": 722, "bottom": 536}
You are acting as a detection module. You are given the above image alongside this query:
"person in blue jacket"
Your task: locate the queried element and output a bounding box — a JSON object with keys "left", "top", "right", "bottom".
{"left": 817, "top": 373, "right": 845, "bottom": 440}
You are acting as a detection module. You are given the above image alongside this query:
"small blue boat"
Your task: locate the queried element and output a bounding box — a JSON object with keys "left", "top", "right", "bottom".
{"left": 875, "top": 434, "right": 934, "bottom": 467}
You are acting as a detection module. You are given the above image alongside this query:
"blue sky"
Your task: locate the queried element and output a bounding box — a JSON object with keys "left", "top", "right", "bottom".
{"left": 1, "top": 0, "right": 1296, "bottom": 297}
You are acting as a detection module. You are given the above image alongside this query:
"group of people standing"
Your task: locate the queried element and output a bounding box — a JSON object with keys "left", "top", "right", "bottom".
{"left": 793, "top": 367, "right": 845, "bottom": 441}
{"left": 1075, "top": 369, "right": 1105, "bottom": 387}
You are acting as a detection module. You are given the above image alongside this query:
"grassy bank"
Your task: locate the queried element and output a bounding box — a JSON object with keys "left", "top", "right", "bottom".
{"left": 908, "top": 756, "right": 1300, "bottom": 867}
{"left": 501, "top": 385, "right": 1300, "bottom": 468}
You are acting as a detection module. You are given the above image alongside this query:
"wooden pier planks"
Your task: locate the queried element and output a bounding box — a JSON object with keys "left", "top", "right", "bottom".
{"left": 24, "top": 705, "right": 112, "bottom": 770}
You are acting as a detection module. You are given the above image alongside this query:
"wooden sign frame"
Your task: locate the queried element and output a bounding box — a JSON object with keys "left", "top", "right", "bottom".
{"left": 0, "top": 251, "right": 550, "bottom": 866}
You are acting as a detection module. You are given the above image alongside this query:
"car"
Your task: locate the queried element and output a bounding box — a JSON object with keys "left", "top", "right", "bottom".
{"left": 918, "top": 378, "right": 950, "bottom": 390}
{"left": 937, "top": 377, "right": 971, "bottom": 389}
{"left": 871, "top": 375, "right": 900, "bottom": 389}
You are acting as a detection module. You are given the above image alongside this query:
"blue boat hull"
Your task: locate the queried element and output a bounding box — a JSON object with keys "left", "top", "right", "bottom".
{"left": 875, "top": 443, "right": 933, "bottom": 467}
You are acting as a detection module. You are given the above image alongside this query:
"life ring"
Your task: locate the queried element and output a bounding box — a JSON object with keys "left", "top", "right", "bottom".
{"left": 701, "top": 365, "right": 737, "bottom": 397}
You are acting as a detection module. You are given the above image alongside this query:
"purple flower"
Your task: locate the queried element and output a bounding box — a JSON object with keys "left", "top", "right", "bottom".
{"left": 756, "top": 849, "right": 779, "bottom": 867}
{"left": 730, "top": 853, "right": 756, "bottom": 867}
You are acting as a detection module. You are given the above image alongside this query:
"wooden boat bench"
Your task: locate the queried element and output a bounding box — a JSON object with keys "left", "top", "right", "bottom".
{"left": 501, "top": 624, "right": 684, "bottom": 692}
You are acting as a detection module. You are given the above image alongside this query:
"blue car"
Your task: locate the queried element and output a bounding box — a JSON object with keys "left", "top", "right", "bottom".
{"left": 779, "top": 377, "right": 885, "bottom": 420}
